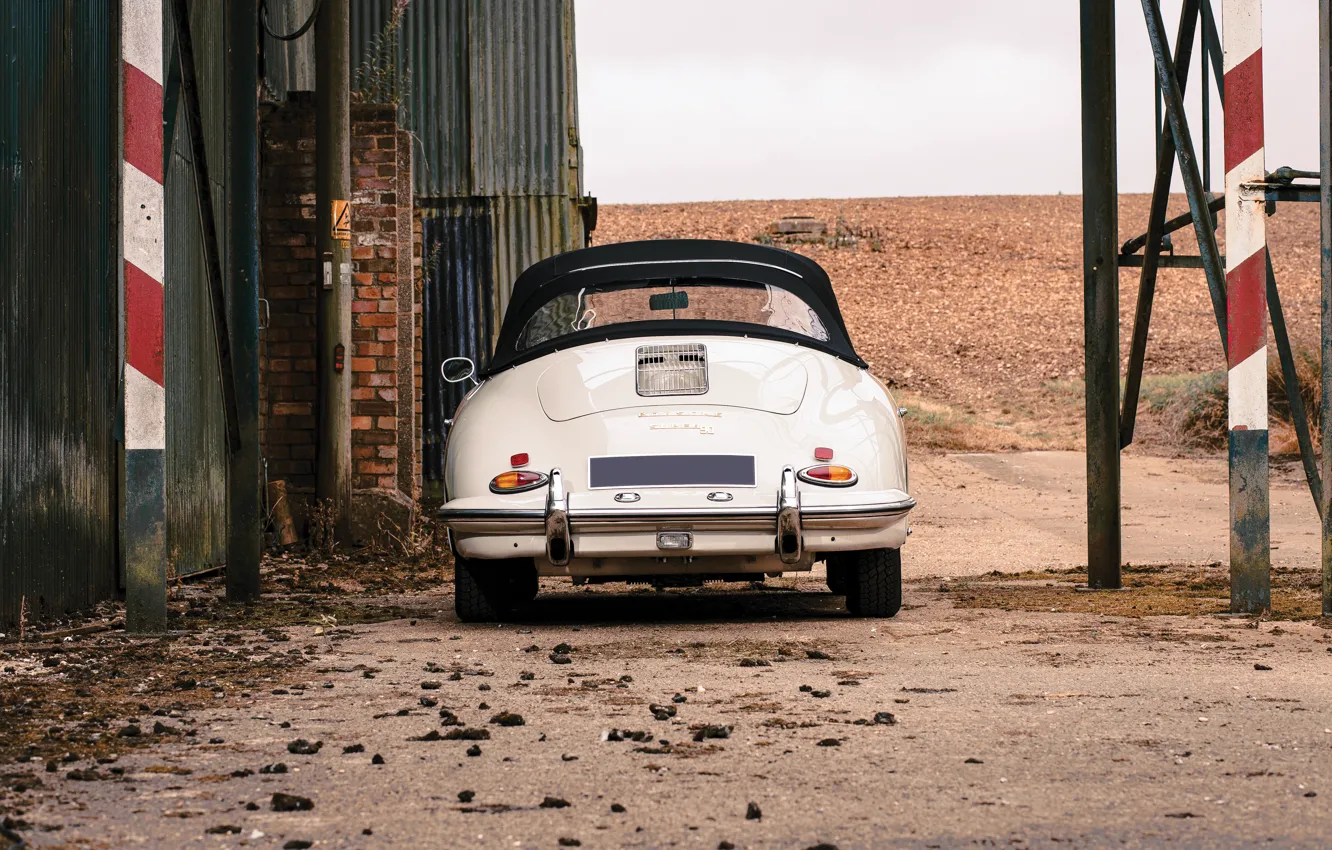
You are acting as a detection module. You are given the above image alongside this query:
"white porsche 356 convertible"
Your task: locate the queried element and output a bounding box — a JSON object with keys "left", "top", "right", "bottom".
{"left": 437, "top": 240, "right": 914, "bottom": 621}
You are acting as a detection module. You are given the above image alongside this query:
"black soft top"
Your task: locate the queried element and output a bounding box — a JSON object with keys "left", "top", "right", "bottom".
{"left": 485, "top": 239, "right": 865, "bottom": 374}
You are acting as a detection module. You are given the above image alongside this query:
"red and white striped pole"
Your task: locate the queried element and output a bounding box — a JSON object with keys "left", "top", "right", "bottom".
{"left": 122, "top": 0, "right": 167, "bottom": 631}
{"left": 1223, "top": 0, "right": 1271, "bottom": 612}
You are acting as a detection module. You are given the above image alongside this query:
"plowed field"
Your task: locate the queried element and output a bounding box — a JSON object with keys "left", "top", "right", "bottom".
{"left": 596, "top": 195, "right": 1322, "bottom": 451}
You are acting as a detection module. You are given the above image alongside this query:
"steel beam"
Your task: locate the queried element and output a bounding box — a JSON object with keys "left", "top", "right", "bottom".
{"left": 1081, "top": 0, "right": 1121, "bottom": 588}
{"left": 1121, "top": 195, "right": 1224, "bottom": 256}
{"left": 1142, "top": 0, "right": 1231, "bottom": 367}
{"left": 1321, "top": 0, "right": 1332, "bottom": 617}
{"left": 1121, "top": 0, "right": 1202, "bottom": 449}
{"left": 1119, "top": 254, "right": 1221, "bottom": 269}
{"left": 1265, "top": 253, "right": 1322, "bottom": 513}
{"left": 226, "top": 0, "right": 262, "bottom": 602}
{"left": 1202, "top": 0, "right": 1213, "bottom": 192}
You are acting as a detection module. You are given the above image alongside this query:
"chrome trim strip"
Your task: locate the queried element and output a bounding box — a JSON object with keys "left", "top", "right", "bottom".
{"left": 565, "top": 258, "right": 803, "bottom": 279}
{"left": 438, "top": 498, "right": 917, "bottom": 524}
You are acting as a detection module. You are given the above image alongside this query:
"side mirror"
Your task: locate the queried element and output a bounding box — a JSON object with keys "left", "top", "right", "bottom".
{"left": 441, "top": 356, "right": 478, "bottom": 386}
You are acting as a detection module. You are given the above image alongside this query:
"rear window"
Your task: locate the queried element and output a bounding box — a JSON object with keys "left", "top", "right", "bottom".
{"left": 516, "top": 278, "right": 830, "bottom": 351}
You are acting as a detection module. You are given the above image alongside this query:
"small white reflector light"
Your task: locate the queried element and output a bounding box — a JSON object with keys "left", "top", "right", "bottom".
{"left": 657, "top": 531, "right": 693, "bottom": 550}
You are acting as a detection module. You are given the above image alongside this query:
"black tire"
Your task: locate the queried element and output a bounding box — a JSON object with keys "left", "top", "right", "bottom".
{"left": 845, "top": 548, "right": 902, "bottom": 618}
{"left": 825, "top": 557, "right": 850, "bottom": 596}
{"left": 454, "top": 557, "right": 537, "bottom": 622}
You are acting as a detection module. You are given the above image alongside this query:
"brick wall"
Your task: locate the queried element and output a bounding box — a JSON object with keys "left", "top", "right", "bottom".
{"left": 349, "top": 106, "right": 403, "bottom": 494}
{"left": 259, "top": 96, "right": 419, "bottom": 532}
{"left": 258, "top": 95, "right": 318, "bottom": 492}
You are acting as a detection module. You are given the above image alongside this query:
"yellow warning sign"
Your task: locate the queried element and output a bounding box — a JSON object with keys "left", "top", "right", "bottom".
{"left": 332, "top": 200, "right": 351, "bottom": 244}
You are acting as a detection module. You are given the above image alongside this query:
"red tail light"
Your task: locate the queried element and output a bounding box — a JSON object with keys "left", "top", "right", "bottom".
{"left": 813, "top": 447, "right": 834, "bottom": 461}
{"left": 489, "top": 470, "right": 548, "bottom": 493}
{"left": 797, "top": 465, "right": 857, "bottom": 487}
{"left": 510, "top": 452, "right": 530, "bottom": 468}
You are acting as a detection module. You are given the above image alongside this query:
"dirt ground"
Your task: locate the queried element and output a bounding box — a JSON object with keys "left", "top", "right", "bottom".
{"left": 4, "top": 453, "right": 1330, "bottom": 850}
{"left": 4, "top": 196, "right": 1329, "bottom": 847}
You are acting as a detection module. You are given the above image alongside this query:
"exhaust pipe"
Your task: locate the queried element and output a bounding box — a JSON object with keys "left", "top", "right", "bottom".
{"left": 776, "top": 465, "right": 803, "bottom": 565}
{"left": 545, "top": 468, "right": 571, "bottom": 567}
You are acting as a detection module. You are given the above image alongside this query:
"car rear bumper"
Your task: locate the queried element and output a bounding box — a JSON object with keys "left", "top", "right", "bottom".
{"left": 439, "top": 466, "right": 915, "bottom": 572}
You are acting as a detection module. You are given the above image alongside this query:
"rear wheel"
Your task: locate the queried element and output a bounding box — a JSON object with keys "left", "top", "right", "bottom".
{"left": 845, "top": 548, "right": 902, "bottom": 618}
{"left": 454, "top": 557, "right": 538, "bottom": 622}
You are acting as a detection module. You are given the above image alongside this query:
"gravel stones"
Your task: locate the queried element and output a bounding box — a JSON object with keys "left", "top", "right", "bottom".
{"left": 490, "top": 711, "right": 525, "bottom": 727}
{"left": 692, "top": 725, "right": 732, "bottom": 742}
{"left": 649, "top": 704, "right": 677, "bottom": 721}
{"left": 271, "top": 792, "right": 314, "bottom": 812}
{"left": 745, "top": 802, "right": 762, "bottom": 820}
{"left": 286, "top": 739, "right": 322, "bottom": 755}
{"left": 540, "top": 796, "right": 571, "bottom": 809}
{"left": 65, "top": 768, "right": 103, "bottom": 781}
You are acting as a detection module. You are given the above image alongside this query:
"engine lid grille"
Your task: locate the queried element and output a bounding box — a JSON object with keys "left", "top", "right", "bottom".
{"left": 635, "top": 343, "right": 708, "bottom": 396}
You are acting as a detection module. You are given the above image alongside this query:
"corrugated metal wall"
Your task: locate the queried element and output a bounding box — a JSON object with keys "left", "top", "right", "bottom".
{"left": 420, "top": 199, "right": 495, "bottom": 480}
{"left": 261, "top": 0, "right": 317, "bottom": 97}
{"left": 164, "top": 0, "right": 229, "bottom": 577}
{"left": 0, "top": 2, "right": 121, "bottom": 627}
{"left": 345, "top": 0, "right": 583, "bottom": 195}
{"left": 264, "top": 0, "right": 588, "bottom": 490}
{"left": 419, "top": 193, "right": 583, "bottom": 480}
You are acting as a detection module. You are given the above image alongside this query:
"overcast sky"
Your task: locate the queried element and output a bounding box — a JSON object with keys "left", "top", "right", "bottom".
{"left": 575, "top": 0, "right": 1321, "bottom": 204}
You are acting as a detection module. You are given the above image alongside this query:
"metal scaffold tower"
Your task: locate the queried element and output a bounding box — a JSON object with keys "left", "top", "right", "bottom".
{"left": 1079, "top": 0, "right": 1332, "bottom": 617}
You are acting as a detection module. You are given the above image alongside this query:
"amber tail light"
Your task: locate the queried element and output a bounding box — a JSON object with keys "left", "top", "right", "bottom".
{"left": 489, "top": 470, "right": 548, "bottom": 493}
{"left": 797, "top": 465, "right": 857, "bottom": 487}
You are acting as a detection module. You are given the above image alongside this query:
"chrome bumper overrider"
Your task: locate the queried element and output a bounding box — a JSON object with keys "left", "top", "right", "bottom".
{"left": 439, "top": 466, "right": 916, "bottom": 561}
